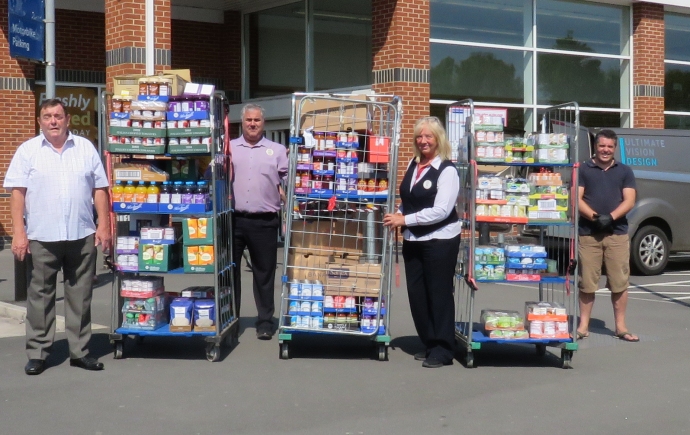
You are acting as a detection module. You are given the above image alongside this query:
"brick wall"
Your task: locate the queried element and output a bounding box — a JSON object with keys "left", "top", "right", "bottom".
{"left": 633, "top": 2, "right": 665, "bottom": 129}
{"left": 56, "top": 10, "right": 106, "bottom": 71}
{"left": 171, "top": 20, "right": 224, "bottom": 84}
{"left": 372, "top": 0, "right": 430, "bottom": 189}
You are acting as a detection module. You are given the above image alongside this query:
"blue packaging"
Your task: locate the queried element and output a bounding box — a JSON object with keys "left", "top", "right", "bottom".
{"left": 194, "top": 299, "right": 216, "bottom": 328}
{"left": 170, "top": 298, "right": 194, "bottom": 327}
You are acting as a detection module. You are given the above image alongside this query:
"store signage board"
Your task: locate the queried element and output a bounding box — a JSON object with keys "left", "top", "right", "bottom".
{"left": 8, "top": 0, "right": 45, "bottom": 62}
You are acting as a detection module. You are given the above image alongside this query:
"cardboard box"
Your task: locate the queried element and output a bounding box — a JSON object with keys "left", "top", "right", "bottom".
{"left": 287, "top": 251, "right": 330, "bottom": 282}
{"left": 113, "top": 74, "right": 145, "bottom": 98}
{"left": 290, "top": 213, "right": 367, "bottom": 256}
{"left": 113, "top": 70, "right": 190, "bottom": 98}
{"left": 296, "top": 95, "right": 370, "bottom": 132}
{"left": 138, "top": 243, "right": 179, "bottom": 272}
{"left": 367, "top": 136, "right": 390, "bottom": 163}
{"left": 109, "top": 143, "right": 166, "bottom": 155}
{"left": 182, "top": 217, "right": 214, "bottom": 245}
{"left": 113, "top": 163, "right": 169, "bottom": 182}
{"left": 325, "top": 262, "right": 381, "bottom": 297}
{"left": 183, "top": 245, "right": 214, "bottom": 273}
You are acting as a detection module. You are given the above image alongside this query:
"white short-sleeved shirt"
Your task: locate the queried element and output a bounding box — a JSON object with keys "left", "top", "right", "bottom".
{"left": 3, "top": 133, "right": 109, "bottom": 242}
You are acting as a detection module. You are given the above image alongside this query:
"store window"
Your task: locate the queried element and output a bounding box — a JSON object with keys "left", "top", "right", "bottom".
{"left": 431, "top": 0, "right": 530, "bottom": 47}
{"left": 314, "top": 0, "right": 371, "bottom": 91}
{"left": 430, "top": 0, "right": 630, "bottom": 132}
{"left": 431, "top": 44, "right": 527, "bottom": 104}
{"left": 245, "top": 0, "right": 371, "bottom": 99}
{"left": 537, "top": 0, "right": 626, "bottom": 56}
{"left": 664, "top": 13, "right": 690, "bottom": 129}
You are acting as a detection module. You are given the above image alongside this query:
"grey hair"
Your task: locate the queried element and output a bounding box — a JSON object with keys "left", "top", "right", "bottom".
{"left": 241, "top": 103, "right": 265, "bottom": 120}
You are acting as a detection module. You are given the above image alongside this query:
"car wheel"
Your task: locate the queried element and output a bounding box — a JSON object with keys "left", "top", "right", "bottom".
{"left": 631, "top": 225, "right": 669, "bottom": 276}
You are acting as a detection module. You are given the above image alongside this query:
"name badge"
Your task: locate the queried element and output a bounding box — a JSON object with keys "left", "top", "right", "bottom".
{"left": 266, "top": 149, "right": 274, "bottom": 156}
{"left": 423, "top": 180, "right": 432, "bottom": 189}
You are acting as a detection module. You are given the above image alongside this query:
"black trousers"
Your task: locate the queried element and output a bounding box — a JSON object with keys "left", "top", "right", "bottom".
{"left": 232, "top": 213, "right": 279, "bottom": 330}
{"left": 402, "top": 235, "right": 460, "bottom": 362}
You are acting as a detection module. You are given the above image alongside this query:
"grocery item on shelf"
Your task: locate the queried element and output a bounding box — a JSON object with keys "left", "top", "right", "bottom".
{"left": 120, "top": 277, "right": 165, "bottom": 298}
{"left": 480, "top": 309, "right": 525, "bottom": 333}
{"left": 526, "top": 300, "right": 570, "bottom": 339}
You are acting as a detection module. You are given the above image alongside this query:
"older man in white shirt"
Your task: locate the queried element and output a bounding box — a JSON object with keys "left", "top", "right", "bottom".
{"left": 4, "top": 99, "right": 111, "bottom": 375}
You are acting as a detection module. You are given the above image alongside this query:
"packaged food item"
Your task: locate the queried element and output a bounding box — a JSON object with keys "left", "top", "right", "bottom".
{"left": 199, "top": 246, "right": 214, "bottom": 265}
{"left": 186, "top": 246, "right": 199, "bottom": 265}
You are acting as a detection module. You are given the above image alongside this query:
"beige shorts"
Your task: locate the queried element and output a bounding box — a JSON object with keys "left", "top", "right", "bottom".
{"left": 578, "top": 234, "right": 630, "bottom": 294}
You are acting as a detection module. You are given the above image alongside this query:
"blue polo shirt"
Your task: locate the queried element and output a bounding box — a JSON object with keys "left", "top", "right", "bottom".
{"left": 578, "top": 159, "right": 636, "bottom": 236}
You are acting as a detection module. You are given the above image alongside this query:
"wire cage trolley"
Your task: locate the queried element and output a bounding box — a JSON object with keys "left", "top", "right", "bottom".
{"left": 105, "top": 91, "right": 238, "bottom": 362}
{"left": 449, "top": 100, "right": 580, "bottom": 368}
{"left": 277, "top": 93, "right": 402, "bottom": 360}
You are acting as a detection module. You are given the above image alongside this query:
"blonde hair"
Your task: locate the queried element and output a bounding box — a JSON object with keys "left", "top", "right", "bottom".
{"left": 413, "top": 116, "right": 452, "bottom": 162}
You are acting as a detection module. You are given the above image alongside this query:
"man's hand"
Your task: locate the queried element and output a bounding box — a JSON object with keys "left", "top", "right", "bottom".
{"left": 11, "top": 232, "right": 30, "bottom": 261}
{"left": 95, "top": 225, "right": 112, "bottom": 254}
{"left": 593, "top": 213, "right": 614, "bottom": 231}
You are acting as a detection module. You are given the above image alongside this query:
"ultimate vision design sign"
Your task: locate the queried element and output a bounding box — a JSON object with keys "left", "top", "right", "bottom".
{"left": 8, "top": 0, "right": 45, "bottom": 62}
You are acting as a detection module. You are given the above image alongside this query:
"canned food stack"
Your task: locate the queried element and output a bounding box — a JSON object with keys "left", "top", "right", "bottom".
{"left": 525, "top": 301, "right": 569, "bottom": 339}
{"left": 473, "top": 114, "right": 506, "bottom": 162}
{"left": 109, "top": 98, "right": 168, "bottom": 154}
{"left": 166, "top": 95, "right": 213, "bottom": 154}
{"left": 530, "top": 133, "right": 570, "bottom": 164}
{"left": 115, "top": 236, "right": 140, "bottom": 272}
{"left": 286, "top": 279, "right": 325, "bottom": 329}
{"left": 527, "top": 169, "right": 569, "bottom": 222}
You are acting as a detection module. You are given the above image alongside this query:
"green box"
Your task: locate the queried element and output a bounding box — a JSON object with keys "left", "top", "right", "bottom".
{"left": 110, "top": 127, "right": 168, "bottom": 138}
{"left": 182, "top": 217, "right": 214, "bottom": 245}
{"left": 168, "top": 143, "right": 210, "bottom": 155}
{"left": 108, "top": 143, "right": 166, "bottom": 155}
{"left": 182, "top": 245, "right": 215, "bottom": 273}
{"left": 167, "top": 127, "right": 212, "bottom": 137}
{"left": 138, "top": 243, "right": 179, "bottom": 272}
{"left": 166, "top": 159, "right": 199, "bottom": 182}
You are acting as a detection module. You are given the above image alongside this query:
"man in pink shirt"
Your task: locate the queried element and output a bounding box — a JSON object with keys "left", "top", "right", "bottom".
{"left": 231, "top": 104, "right": 288, "bottom": 339}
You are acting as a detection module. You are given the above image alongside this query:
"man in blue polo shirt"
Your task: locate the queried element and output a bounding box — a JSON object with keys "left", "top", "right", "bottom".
{"left": 576, "top": 129, "right": 638, "bottom": 342}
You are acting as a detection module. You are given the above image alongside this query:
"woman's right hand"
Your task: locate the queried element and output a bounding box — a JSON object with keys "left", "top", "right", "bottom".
{"left": 383, "top": 213, "right": 405, "bottom": 229}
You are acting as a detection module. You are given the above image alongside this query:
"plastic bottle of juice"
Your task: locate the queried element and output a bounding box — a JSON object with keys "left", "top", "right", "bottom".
{"left": 146, "top": 181, "right": 160, "bottom": 203}
{"left": 194, "top": 181, "right": 207, "bottom": 204}
{"left": 134, "top": 181, "right": 148, "bottom": 203}
{"left": 159, "top": 181, "right": 171, "bottom": 204}
{"left": 111, "top": 180, "right": 124, "bottom": 203}
{"left": 182, "top": 181, "right": 195, "bottom": 204}
{"left": 123, "top": 180, "right": 136, "bottom": 202}
{"left": 171, "top": 181, "right": 183, "bottom": 204}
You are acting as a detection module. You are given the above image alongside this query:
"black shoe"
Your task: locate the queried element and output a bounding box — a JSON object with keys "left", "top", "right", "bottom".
{"left": 25, "top": 359, "right": 46, "bottom": 375}
{"left": 257, "top": 330, "right": 274, "bottom": 340}
{"left": 414, "top": 351, "right": 427, "bottom": 361}
{"left": 70, "top": 356, "right": 104, "bottom": 371}
{"left": 422, "top": 357, "right": 453, "bottom": 368}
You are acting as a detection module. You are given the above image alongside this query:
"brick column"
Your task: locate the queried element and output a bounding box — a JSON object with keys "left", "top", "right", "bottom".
{"left": 372, "top": 0, "right": 429, "bottom": 187}
{"left": 0, "top": 2, "right": 36, "bottom": 241}
{"left": 105, "top": 0, "right": 171, "bottom": 91}
{"left": 632, "top": 2, "right": 664, "bottom": 129}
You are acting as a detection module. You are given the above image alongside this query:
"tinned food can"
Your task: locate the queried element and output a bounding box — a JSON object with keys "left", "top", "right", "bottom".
{"left": 300, "top": 280, "right": 313, "bottom": 298}
{"left": 289, "top": 279, "right": 300, "bottom": 298}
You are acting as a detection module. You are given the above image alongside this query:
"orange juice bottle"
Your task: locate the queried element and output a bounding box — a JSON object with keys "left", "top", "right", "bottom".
{"left": 146, "top": 181, "right": 160, "bottom": 203}
{"left": 111, "top": 180, "right": 124, "bottom": 202}
{"left": 123, "top": 180, "right": 136, "bottom": 202}
{"left": 134, "top": 181, "right": 148, "bottom": 203}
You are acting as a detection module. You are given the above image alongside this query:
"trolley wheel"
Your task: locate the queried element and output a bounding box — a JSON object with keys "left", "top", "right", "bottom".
{"left": 561, "top": 350, "right": 573, "bottom": 369}
{"left": 535, "top": 344, "right": 546, "bottom": 357}
{"left": 377, "top": 343, "right": 388, "bottom": 361}
{"left": 465, "top": 351, "right": 475, "bottom": 368}
{"left": 280, "top": 342, "right": 290, "bottom": 360}
{"left": 113, "top": 341, "right": 124, "bottom": 359}
{"left": 206, "top": 344, "right": 220, "bottom": 362}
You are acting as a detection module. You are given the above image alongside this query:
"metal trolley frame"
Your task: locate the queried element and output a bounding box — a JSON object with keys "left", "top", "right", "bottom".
{"left": 105, "top": 92, "right": 239, "bottom": 362}
{"left": 277, "top": 93, "right": 402, "bottom": 361}
{"left": 449, "top": 100, "right": 580, "bottom": 369}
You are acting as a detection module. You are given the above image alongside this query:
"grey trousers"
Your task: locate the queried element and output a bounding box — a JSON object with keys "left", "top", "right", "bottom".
{"left": 26, "top": 234, "right": 96, "bottom": 360}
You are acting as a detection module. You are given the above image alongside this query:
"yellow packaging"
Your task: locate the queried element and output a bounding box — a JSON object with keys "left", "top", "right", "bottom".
{"left": 199, "top": 246, "right": 214, "bottom": 265}
{"left": 186, "top": 246, "right": 199, "bottom": 265}
{"left": 142, "top": 244, "right": 154, "bottom": 263}
{"left": 197, "top": 218, "right": 207, "bottom": 238}
{"left": 187, "top": 218, "right": 198, "bottom": 239}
